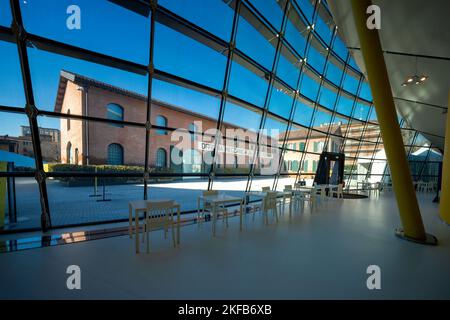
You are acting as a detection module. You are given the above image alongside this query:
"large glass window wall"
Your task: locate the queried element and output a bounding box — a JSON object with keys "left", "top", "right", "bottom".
{"left": 0, "top": 0, "right": 442, "bottom": 232}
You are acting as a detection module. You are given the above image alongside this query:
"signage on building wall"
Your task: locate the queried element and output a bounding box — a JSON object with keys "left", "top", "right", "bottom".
{"left": 197, "top": 142, "right": 273, "bottom": 159}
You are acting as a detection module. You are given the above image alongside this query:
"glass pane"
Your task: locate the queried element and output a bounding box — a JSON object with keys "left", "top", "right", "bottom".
{"left": 362, "top": 124, "right": 381, "bottom": 142}
{"left": 0, "top": 41, "right": 25, "bottom": 107}
{"left": 311, "top": 109, "right": 332, "bottom": 128}
{"left": 332, "top": 37, "right": 348, "bottom": 61}
{"left": 228, "top": 60, "right": 269, "bottom": 107}
{"left": 336, "top": 95, "right": 354, "bottom": 117}
{"left": 353, "top": 102, "right": 371, "bottom": 121}
{"left": 308, "top": 130, "right": 328, "bottom": 153}
{"left": 223, "top": 102, "right": 262, "bottom": 131}
{"left": 286, "top": 125, "right": 308, "bottom": 150}
{"left": 296, "top": 0, "right": 315, "bottom": 23}
{"left": 315, "top": 7, "right": 334, "bottom": 46}
{"left": 0, "top": 0, "right": 11, "bottom": 26}
{"left": 0, "top": 112, "right": 36, "bottom": 171}
{"left": 254, "top": 144, "right": 279, "bottom": 176}
{"left": 159, "top": 0, "right": 234, "bottom": 41}
{"left": 349, "top": 56, "right": 359, "bottom": 71}
{"left": 152, "top": 79, "right": 221, "bottom": 122}
{"left": 302, "top": 152, "right": 319, "bottom": 182}
{"left": 401, "top": 129, "right": 416, "bottom": 145}
{"left": 212, "top": 176, "right": 249, "bottom": 196}
{"left": 47, "top": 177, "right": 143, "bottom": 227}
{"left": 276, "top": 175, "right": 298, "bottom": 191}
{"left": 39, "top": 116, "right": 146, "bottom": 171}
{"left": 269, "top": 84, "right": 295, "bottom": 119}
{"left": 343, "top": 72, "right": 360, "bottom": 95}
{"left": 20, "top": 0, "right": 151, "bottom": 64}
{"left": 1, "top": 178, "right": 42, "bottom": 230}
{"left": 318, "top": 86, "right": 337, "bottom": 110}
{"left": 325, "top": 59, "right": 344, "bottom": 85}
{"left": 235, "top": 11, "right": 276, "bottom": 70}
{"left": 148, "top": 178, "right": 208, "bottom": 214}
{"left": 332, "top": 115, "right": 349, "bottom": 127}
{"left": 300, "top": 75, "right": 320, "bottom": 101}
{"left": 155, "top": 23, "right": 227, "bottom": 90}
{"left": 248, "top": 0, "right": 284, "bottom": 31}
{"left": 277, "top": 45, "right": 301, "bottom": 89}
{"left": 343, "top": 139, "right": 360, "bottom": 159}
{"left": 307, "top": 45, "right": 326, "bottom": 72}
{"left": 293, "top": 98, "right": 314, "bottom": 127}
{"left": 360, "top": 82, "right": 372, "bottom": 101}
{"left": 162, "top": 125, "right": 212, "bottom": 176}
{"left": 367, "top": 105, "right": 378, "bottom": 122}
{"left": 27, "top": 48, "right": 148, "bottom": 116}
{"left": 357, "top": 142, "right": 377, "bottom": 159}
{"left": 285, "top": 8, "right": 308, "bottom": 56}
{"left": 263, "top": 115, "right": 288, "bottom": 138}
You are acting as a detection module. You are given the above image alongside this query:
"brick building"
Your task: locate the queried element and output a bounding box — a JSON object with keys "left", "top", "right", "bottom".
{"left": 54, "top": 71, "right": 274, "bottom": 173}
{"left": 55, "top": 71, "right": 401, "bottom": 177}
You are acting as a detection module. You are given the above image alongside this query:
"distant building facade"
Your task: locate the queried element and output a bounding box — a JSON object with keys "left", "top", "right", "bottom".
{"left": 281, "top": 124, "right": 344, "bottom": 177}
{"left": 0, "top": 126, "right": 60, "bottom": 163}
{"left": 0, "top": 136, "right": 20, "bottom": 153}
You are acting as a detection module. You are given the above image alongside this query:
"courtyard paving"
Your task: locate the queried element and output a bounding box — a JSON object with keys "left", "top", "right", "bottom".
{"left": 6, "top": 177, "right": 302, "bottom": 230}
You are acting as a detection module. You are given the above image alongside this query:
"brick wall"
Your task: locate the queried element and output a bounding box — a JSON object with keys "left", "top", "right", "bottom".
{"left": 60, "top": 81, "right": 269, "bottom": 169}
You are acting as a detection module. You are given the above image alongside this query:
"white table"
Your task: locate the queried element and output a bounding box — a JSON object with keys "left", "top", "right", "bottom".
{"left": 197, "top": 194, "right": 244, "bottom": 236}
{"left": 292, "top": 187, "right": 313, "bottom": 198}
{"left": 246, "top": 191, "right": 293, "bottom": 218}
{"left": 129, "top": 200, "right": 180, "bottom": 253}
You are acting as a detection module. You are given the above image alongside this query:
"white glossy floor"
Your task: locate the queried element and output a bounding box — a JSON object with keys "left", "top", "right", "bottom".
{"left": 1, "top": 192, "right": 450, "bottom": 299}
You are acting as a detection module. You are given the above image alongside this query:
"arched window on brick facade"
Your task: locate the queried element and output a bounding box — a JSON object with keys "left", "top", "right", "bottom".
{"left": 107, "top": 143, "right": 124, "bottom": 165}
{"left": 156, "top": 148, "right": 167, "bottom": 168}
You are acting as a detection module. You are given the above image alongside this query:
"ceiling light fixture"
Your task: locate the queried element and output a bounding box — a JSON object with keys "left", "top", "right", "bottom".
{"left": 401, "top": 57, "right": 428, "bottom": 87}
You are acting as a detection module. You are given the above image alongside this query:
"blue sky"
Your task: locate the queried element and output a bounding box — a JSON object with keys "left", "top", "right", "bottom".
{"left": 0, "top": 0, "right": 373, "bottom": 137}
